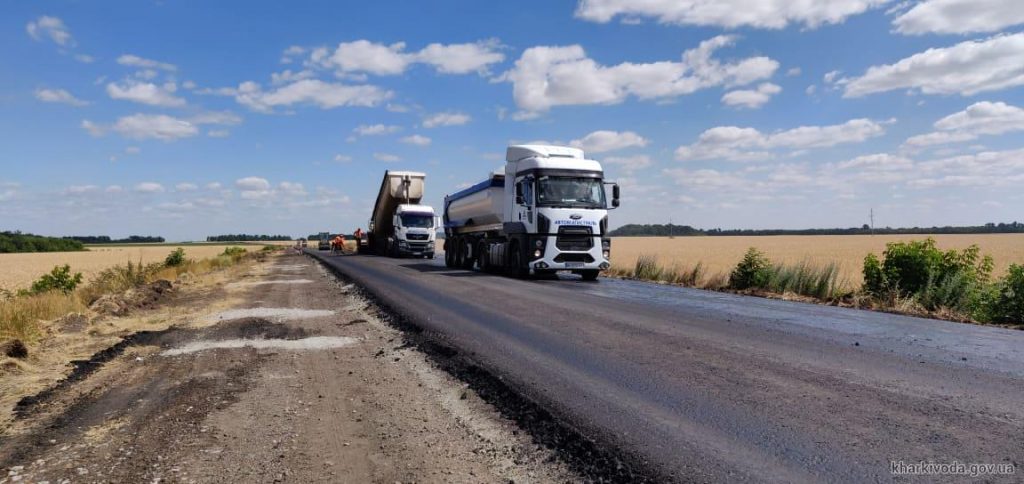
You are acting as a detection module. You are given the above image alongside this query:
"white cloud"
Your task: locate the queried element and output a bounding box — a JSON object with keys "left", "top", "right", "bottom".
{"left": 117, "top": 54, "right": 177, "bottom": 72}
{"left": 232, "top": 79, "right": 392, "bottom": 112}
{"left": 893, "top": 0, "right": 1024, "bottom": 35}
{"left": 190, "top": 111, "right": 243, "bottom": 125}
{"left": 106, "top": 80, "right": 186, "bottom": 107}
{"left": 105, "top": 185, "right": 123, "bottom": 193}
{"left": 65, "top": 185, "right": 99, "bottom": 195}
{"left": 574, "top": 0, "right": 888, "bottom": 29}
{"left": 786, "top": 67, "right": 802, "bottom": 76}
{"left": 236, "top": 176, "right": 271, "bottom": 191}
{"left": 401, "top": 134, "right": 432, "bottom": 146}
{"left": 270, "top": 69, "right": 315, "bottom": 85}
{"left": 910, "top": 148, "right": 1024, "bottom": 187}
{"left": 74, "top": 54, "right": 95, "bottom": 63}
{"left": 334, "top": 154, "right": 353, "bottom": 162}
{"left": 26, "top": 16, "right": 72, "bottom": 46}
{"left": 569, "top": 130, "right": 648, "bottom": 153}
{"left": 603, "top": 154, "right": 653, "bottom": 172}
{"left": 34, "top": 88, "right": 89, "bottom": 107}
{"left": 134, "top": 182, "right": 165, "bottom": 193}
{"left": 113, "top": 114, "right": 198, "bottom": 140}
{"left": 499, "top": 35, "right": 778, "bottom": 116}
{"left": 205, "top": 182, "right": 222, "bottom": 190}
{"left": 835, "top": 153, "right": 914, "bottom": 171}
{"left": 721, "top": 82, "right": 781, "bottom": 109}
{"left": 124, "top": 146, "right": 141, "bottom": 155}
{"left": 903, "top": 101, "right": 1024, "bottom": 148}
{"left": 353, "top": 124, "right": 401, "bottom": 136}
{"left": 675, "top": 118, "right": 888, "bottom": 161}
{"left": 373, "top": 152, "right": 401, "bottom": 162}
{"left": 175, "top": 182, "right": 198, "bottom": 191}
{"left": 319, "top": 39, "right": 504, "bottom": 76}
{"left": 423, "top": 112, "right": 471, "bottom": 128}
{"left": 81, "top": 120, "right": 105, "bottom": 137}
{"left": 843, "top": 33, "right": 1024, "bottom": 97}
{"left": 207, "top": 129, "right": 230, "bottom": 138}
{"left": 279, "top": 181, "right": 306, "bottom": 195}
{"left": 823, "top": 70, "right": 842, "bottom": 83}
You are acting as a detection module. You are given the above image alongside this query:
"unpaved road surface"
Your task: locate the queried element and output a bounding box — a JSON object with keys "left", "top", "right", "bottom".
{"left": 311, "top": 251, "right": 1024, "bottom": 483}
{"left": 0, "top": 253, "right": 576, "bottom": 483}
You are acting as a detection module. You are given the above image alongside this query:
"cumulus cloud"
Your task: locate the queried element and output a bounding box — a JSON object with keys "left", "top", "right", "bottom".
{"left": 373, "top": 152, "right": 401, "bottom": 162}
{"left": 843, "top": 33, "right": 1024, "bottom": 97}
{"left": 236, "top": 177, "right": 271, "bottom": 191}
{"left": 675, "top": 118, "right": 888, "bottom": 161}
{"left": 569, "top": 130, "right": 648, "bottom": 153}
{"left": 910, "top": 148, "right": 1024, "bottom": 188}
{"left": 279, "top": 181, "right": 307, "bottom": 195}
{"left": 893, "top": 0, "right": 1024, "bottom": 35}
{"left": 334, "top": 154, "right": 353, "bottom": 162}
{"left": 353, "top": 124, "right": 401, "bottom": 136}
{"left": 499, "top": 35, "right": 778, "bottom": 116}
{"left": 574, "top": 0, "right": 888, "bottom": 29}
{"left": 175, "top": 183, "right": 198, "bottom": 191}
{"left": 82, "top": 112, "right": 240, "bottom": 141}
{"left": 401, "top": 134, "right": 432, "bottom": 146}
{"left": 117, "top": 54, "right": 177, "bottom": 72}
{"left": 603, "top": 154, "right": 653, "bottom": 172}
{"left": 134, "top": 182, "right": 165, "bottom": 193}
{"left": 317, "top": 39, "right": 504, "bottom": 76}
{"left": 34, "top": 88, "right": 89, "bottom": 107}
{"left": 232, "top": 79, "right": 392, "bottom": 112}
{"left": 423, "top": 112, "right": 471, "bottom": 128}
{"left": 903, "top": 101, "right": 1024, "bottom": 148}
{"left": 26, "top": 16, "right": 73, "bottom": 46}
{"left": 721, "top": 83, "right": 781, "bottom": 109}
{"left": 106, "top": 80, "right": 186, "bottom": 107}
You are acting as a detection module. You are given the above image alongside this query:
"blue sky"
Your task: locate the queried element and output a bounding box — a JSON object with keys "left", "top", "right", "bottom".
{"left": 2, "top": 0, "right": 1023, "bottom": 240}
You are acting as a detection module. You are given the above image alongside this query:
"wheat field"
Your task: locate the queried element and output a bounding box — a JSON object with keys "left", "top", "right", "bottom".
{"left": 0, "top": 244, "right": 260, "bottom": 293}
{"left": 610, "top": 234, "right": 1024, "bottom": 286}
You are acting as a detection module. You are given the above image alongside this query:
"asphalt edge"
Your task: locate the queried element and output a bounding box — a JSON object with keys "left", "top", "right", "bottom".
{"left": 305, "top": 250, "right": 667, "bottom": 484}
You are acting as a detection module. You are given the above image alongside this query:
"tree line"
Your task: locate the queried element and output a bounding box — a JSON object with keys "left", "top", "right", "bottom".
{"left": 609, "top": 222, "right": 1024, "bottom": 237}
{"left": 66, "top": 235, "right": 166, "bottom": 244}
{"left": 206, "top": 234, "right": 292, "bottom": 242}
{"left": 1, "top": 231, "right": 85, "bottom": 253}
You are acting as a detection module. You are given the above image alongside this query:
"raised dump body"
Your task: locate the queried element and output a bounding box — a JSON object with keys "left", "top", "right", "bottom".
{"left": 367, "top": 171, "right": 436, "bottom": 258}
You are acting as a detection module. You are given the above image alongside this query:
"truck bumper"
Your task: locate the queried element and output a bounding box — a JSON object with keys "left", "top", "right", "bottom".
{"left": 529, "top": 236, "right": 610, "bottom": 272}
{"left": 397, "top": 241, "right": 435, "bottom": 257}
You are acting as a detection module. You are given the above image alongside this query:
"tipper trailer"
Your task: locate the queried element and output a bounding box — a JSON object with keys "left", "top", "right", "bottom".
{"left": 367, "top": 170, "right": 437, "bottom": 258}
{"left": 443, "top": 145, "right": 619, "bottom": 280}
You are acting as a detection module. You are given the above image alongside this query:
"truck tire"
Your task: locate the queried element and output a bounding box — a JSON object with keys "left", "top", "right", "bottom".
{"left": 453, "top": 237, "right": 465, "bottom": 268}
{"left": 444, "top": 240, "right": 454, "bottom": 267}
{"left": 460, "top": 238, "right": 475, "bottom": 270}
{"left": 507, "top": 242, "right": 529, "bottom": 279}
{"left": 580, "top": 270, "right": 600, "bottom": 281}
{"left": 476, "top": 241, "right": 489, "bottom": 272}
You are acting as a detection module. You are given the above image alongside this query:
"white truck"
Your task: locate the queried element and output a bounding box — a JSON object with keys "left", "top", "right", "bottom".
{"left": 368, "top": 170, "right": 437, "bottom": 258}
{"left": 442, "top": 145, "right": 619, "bottom": 280}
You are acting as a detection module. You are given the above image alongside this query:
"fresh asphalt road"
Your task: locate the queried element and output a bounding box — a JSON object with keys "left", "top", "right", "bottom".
{"left": 308, "top": 250, "right": 1023, "bottom": 483}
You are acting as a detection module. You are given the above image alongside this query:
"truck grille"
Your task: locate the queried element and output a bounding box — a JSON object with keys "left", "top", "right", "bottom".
{"left": 556, "top": 226, "right": 593, "bottom": 251}
{"left": 407, "top": 233, "right": 429, "bottom": 241}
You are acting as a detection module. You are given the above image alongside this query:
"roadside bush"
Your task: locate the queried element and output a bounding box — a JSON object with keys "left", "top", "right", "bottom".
{"left": 78, "top": 260, "right": 154, "bottom": 304}
{"left": 729, "top": 248, "right": 771, "bottom": 290}
{"left": 21, "top": 265, "right": 83, "bottom": 295}
{"left": 766, "top": 261, "right": 844, "bottom": 300}
{"left": 221, "top": 246, "right": 247, "bottom": 259}
{"left": 986, "top": 264, "right": 1024, "bottom": 325}
{"left": 862, "top": 238, "right": 996, "bottom": 318}
{"left": 164, "top": 248, "right": 186, "bottom": 267}
{"left": 633, "top": 255, "right": 663, "bottom": 281}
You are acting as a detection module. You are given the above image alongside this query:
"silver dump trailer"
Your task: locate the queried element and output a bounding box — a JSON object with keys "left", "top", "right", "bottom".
{"left": 367, "top": 171, "right": 437, "bottom": 258}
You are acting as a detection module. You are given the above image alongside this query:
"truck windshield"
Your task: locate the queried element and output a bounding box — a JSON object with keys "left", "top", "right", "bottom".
{"left": 400, "top": 213, "right": 434, "bottom": 228}
{"left": 536, "top": 177, "right": 606, "bottom": 208}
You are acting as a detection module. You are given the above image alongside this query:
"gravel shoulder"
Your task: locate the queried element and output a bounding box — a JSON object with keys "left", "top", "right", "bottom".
{"left": 1, "top": 252, "right": 577, "bottom": 483}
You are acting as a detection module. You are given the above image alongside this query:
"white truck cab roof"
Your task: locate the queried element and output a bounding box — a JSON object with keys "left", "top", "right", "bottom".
{"left": 396, "top": 204, "right": 435, "bottom": 214}
{"left": 506, "top": 144, "right": 602, "bottom": 173}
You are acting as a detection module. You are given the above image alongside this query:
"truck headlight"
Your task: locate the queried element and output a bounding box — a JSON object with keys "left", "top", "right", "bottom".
{"left": 603, "top": 250, "right": 610, "bottom": 260}
{"left": 534, "top": 249, "right": 543, "bottom": 258}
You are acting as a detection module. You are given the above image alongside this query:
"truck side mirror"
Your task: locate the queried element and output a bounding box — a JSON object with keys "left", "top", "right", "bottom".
{"left": 393, "top": 215, "right": 401, "bottom": 227}
{"left": 611, "top": 184, "right": 620, "bottom": 208}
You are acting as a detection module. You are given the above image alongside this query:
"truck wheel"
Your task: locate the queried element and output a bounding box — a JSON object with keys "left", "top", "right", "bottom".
{"left": 476, "top": 241, "right": 488, "bottom": 272}
{"left": 508, "top": 243, "right": 529, "bottom": 279}
{"left": 460, "top": 239, "right": 475, "bottom": 270}
{"left": 444, "top": 241, "right": 454, "bottom": 267}
{"left": 453, "top": 238, "right": 465, "bottom": 268}
{"left": 580, "top": 270, "right": 600, "bottom": 281}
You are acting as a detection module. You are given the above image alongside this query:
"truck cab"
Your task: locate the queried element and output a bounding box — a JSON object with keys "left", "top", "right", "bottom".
{"left": 390, "top": 204, "right": 437, "bottom": 258}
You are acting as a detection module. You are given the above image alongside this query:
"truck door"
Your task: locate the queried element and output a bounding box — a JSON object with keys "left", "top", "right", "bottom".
{"left": 515, "top": 177, "right": 534, "bottom": 227}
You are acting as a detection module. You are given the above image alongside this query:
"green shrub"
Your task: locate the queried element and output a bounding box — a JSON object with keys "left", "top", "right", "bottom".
{"left": 986, "top": 264, "right": 1024, "bottom": 324}
{"left": 165, "top": 248, "right": 186, "bottom": 267}
{"left": 221, "top": 246, "right": 247, "bottom": 259}
{"left": 863, "top": 253, "right": 885, "bottom": 296}
{"left": 633, "top": 255, "right": 663, "bottom": 280}
{"left": 729, "top": 248, "right": 772, "bottom": 290}
{"left": 78, "top": 260, "right": 154, "bottom": 304}
{"left": 22, "top": 265, "right": 83, "bottom": 295}
{"left": 766, "top": 260, "right": 844, "bottom": 300}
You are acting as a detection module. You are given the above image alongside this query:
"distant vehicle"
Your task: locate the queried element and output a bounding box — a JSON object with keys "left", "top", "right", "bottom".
{"left": 443, "top": 145, "right": 618, "bottom": 280}
{"left": 317, "top": 232, "right": 331, "bottom": 250}
{"left": 299, "top": 238, "right": 307, "bottom": 248}
{"left": 367, "top": 171, "right": 436, "bottom": 258}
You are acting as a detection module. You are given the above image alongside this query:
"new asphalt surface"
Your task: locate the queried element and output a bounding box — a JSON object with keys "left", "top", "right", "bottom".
{"left": 308, "top": 250, "right": 1023, "bottom": 483}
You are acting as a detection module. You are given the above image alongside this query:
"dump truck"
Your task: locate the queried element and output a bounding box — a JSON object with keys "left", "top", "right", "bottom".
{"left": 367, "top": 171, "right": 436, "bottom": 258}
{"left": 442, "top": 145, "right": 619, "bottom": 280}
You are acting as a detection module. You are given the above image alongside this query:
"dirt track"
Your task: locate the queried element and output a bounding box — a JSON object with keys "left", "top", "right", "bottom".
{"left": 0, "top": 252, "right": 575, "bottom": 483}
